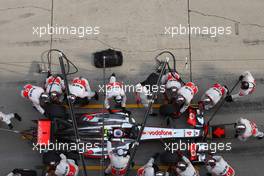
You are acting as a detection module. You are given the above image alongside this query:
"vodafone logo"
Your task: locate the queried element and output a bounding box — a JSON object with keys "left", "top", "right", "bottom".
{"left": 144, "top": 130, "right": 173, "bottom": 136}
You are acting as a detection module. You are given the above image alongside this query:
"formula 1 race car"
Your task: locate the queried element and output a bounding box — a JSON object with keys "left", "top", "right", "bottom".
{"left": 35, "top": 109, "right": 204, "bottom": 158}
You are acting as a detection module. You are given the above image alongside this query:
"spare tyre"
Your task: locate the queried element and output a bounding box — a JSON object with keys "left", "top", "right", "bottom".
{"left": 94, "top": 49, "right": 123, "bottom": 68}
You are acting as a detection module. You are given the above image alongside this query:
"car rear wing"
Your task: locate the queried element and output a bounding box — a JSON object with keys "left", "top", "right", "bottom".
{"left": 37, "top": 119, "right": 52, "bottom": 145}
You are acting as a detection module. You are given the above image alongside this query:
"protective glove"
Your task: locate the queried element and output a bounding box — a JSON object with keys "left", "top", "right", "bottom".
{"left": 152, "top": 152, "right": 160, "bottom": 160}
{"left": 149, "top": 112, "right": 158, "bottom": 116}
{"left": 121, "top": 107, "right": 131, "bottom": 115}
{"left": 223, "top": 85, "right": 230, "bottom": 95}
{"left": 225, "top": 95, "right": 233, "bottom": 102}
{"left": 239, "top": 75, "right": 244, "bottom": 81}
{"left": 93, "top": 91, "right": 99, "bottom": 101}
{"left": 14, "top": 113, "right": 22, "bottom": 121}
{"left": 8, "top": 124, "right": 13, "bottom": 129}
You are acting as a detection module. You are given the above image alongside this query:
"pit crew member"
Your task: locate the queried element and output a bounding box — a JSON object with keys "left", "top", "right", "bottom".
{"left": 161, "top": 71, "right": 184, "bottom": 103}
{"left": 105, "top": 140, "right": 130, "bottom": 176}
{"left": 21, "top": 84, "right": 47, "bottom": 115}
{"left": 235, "top": 117, "right": 264, "bottom": 141}
{"left": 137, "top": 153, "right": 160, "bottom": 176}
{"left": 0, "top": 111, "right": 22, "bottom": 129}
{"left": 200, "top": 83, "right": 228, "bottom": 110}
{"left": 69, "top": 76, "right": 98, "bottom": 103}
{"left": 105, "top": 73, "right": 129, "bottom": 114}
{"left": 174, "top": 82, "right": 198, "bottom": 115}
{"left": 45, "top": 74, "right": 65, "bottom": 103}
{"left": 226, "top": 71, "right": 256, "bottom": 102}
{"left": 176, "top": 153, "right": 199, "bottom": 176}
{"left": 206, "top": 155, "right": 235, "bottom": 176}
{"left": 135, "top": 73, "right": 159, "bottom": 116}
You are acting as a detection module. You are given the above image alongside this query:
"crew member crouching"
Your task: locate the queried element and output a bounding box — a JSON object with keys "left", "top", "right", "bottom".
{"left": 174, "top": 82, "right": 198, "bottom": 116}
{"left": 161, "top": 71, "right": 184, "bottom": 103}
{"left": 200, "top": 83, "right": 228, "bottom": 110}
{"left": 45, "top": 74, "right": 65, "bottom": 103}
{"left": 206, "top": 155, "right": 235, "bottom": 176}
{"left": 69, "top": 76, "right": 98, "bottom": 105}
{"left": 105, "top": 73, "right": 129, "bottom": 114}
{"left": 235, "top": 117, "right": 264, "bottom": 141}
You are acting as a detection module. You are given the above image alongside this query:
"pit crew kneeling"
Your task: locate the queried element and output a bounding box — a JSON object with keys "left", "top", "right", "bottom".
{"left": 235, "top": 118, "right": 264, "bottom": 141}
{"left": 169, "top": 152, "right": 199, "bottom": 176}
{"left": 137, "top": 153, "right": 160, "bottom": 176}
{"left": 69, "top": 76, "right": 98, "bottom": 105}
{"left": 45, "top": 74, "right": 65, "bottom": 103}
{"left": 44, "top": 153, "right": 79, "bottom": 176}
{"left": 105, "top": 73, "right": 130, "bottom": 114}
{"left": 205, "top": 155, "right": 235, "bottom": 176}
{"left": 161, "top": 71, "right": 184, "bottom": 103}
{"left": 105, "top": 140, "right": 130, "bottom": 176}
{"left": 173, "top": 82, "right": 198, "bottom": 117}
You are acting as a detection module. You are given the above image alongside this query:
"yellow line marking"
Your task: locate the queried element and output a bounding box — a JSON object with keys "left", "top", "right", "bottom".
{"left": 79, "top": 104, "right": 161, "bottom": 109}
{"left": 77, "top": 103, "right": 198, "bottom": 109}
{"left": 80, "top": 165, "right": 169, "bottom": 170}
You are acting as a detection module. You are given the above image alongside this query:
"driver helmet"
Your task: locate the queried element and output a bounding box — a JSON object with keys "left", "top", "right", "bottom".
{"left": 177, "top": 161, "right": 188, "bottom": 171}
{"left": 206, "top": 158, "right": 217, "bottom": 167}
{"left": 241, "top": 81, "right": 249, "bottom": 90}
{"left": 113, "top": 129, "right": 124, "bottom": 138}
{"left": 40, "top": 93, "right": 50, "bottom": 103}
{"left": 116, "top": 148, "right": 125, "bottom": 156}
{"left": 115, "top": 95, "right": 122, "bottom": 103}
{"left": 235, "top": 123, "right": 246, "bottom": 134}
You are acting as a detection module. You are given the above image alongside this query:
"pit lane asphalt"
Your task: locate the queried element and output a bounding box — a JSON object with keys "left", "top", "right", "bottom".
{"left": 1, "top": 0, "right": 264, "bottom": 175}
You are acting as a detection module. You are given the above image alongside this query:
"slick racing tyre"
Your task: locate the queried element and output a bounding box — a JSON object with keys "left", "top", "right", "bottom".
{"left": 160, "top": 151, "right": 180, "bottom": 164}
{"left": 159, "top": 104, "right": 176, "bottom": 116}
{"left": 44, "top": 103, "right": 67, "bottom": 119}
{"left": 93, "top": 49, "right": 123, "bottom": 68}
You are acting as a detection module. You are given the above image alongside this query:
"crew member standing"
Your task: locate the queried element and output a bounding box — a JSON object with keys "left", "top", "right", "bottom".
{"left": 21, "top": 84, "right": 47, "bottom": 115}
{"left": 226, "top": 71, "right": 256, "bottom": 102}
